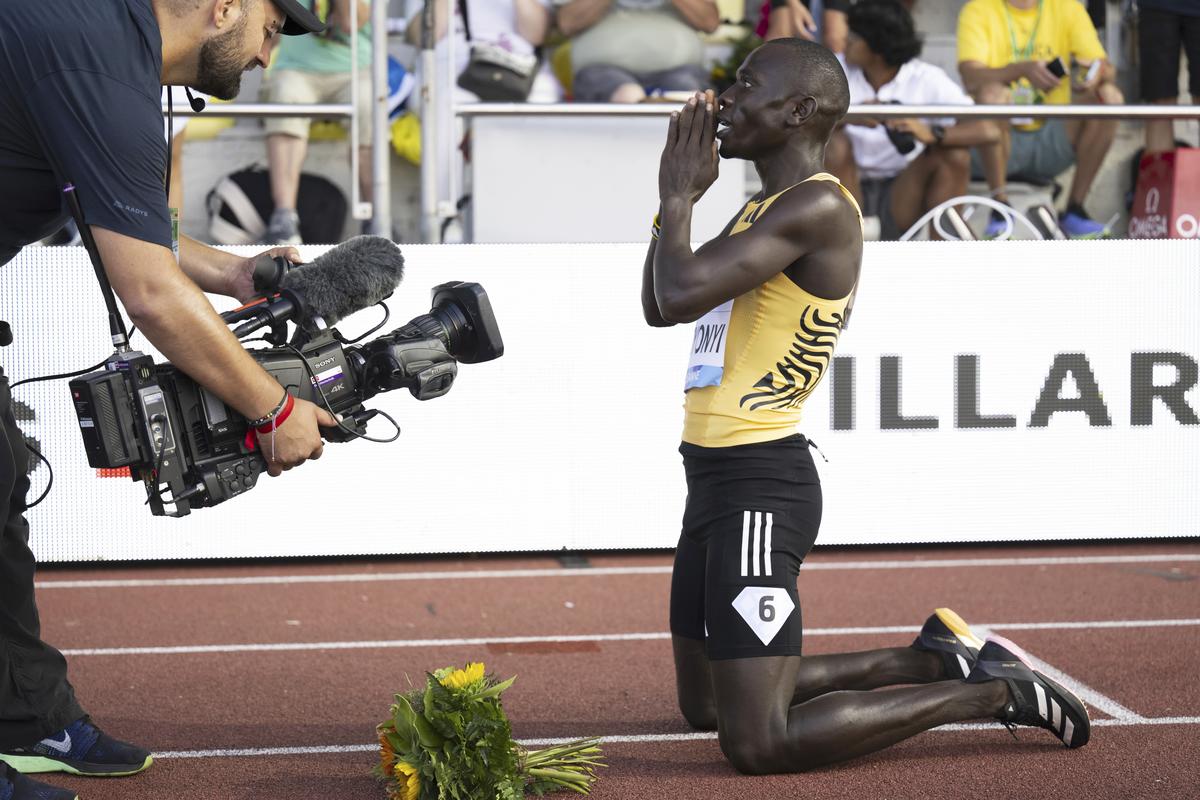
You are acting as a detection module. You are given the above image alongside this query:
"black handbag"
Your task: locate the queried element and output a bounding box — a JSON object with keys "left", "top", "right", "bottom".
{"left": 455, "top": 0, "right": 539, "bottom": 102}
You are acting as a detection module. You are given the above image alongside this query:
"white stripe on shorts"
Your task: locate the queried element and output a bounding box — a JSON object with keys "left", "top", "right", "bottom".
{"left": 751, "top": 512, "right": 762, "bottom": 577}
{"left": 763, "top": 512, "right": 773, "bottom": 577}
{"left": 741, "top": 511, "right": 751, "bottom": 577}
{"left": 741, "top": 511, "right": 775, "bottom": 578}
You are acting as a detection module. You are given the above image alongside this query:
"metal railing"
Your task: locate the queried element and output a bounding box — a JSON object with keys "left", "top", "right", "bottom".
{"left": 458, "top": 103, "right": 1200, "bottom": 120}
{"left": 157, "top": 0, "right": 1200, "bottom": 246}
{"left": 162, "top": 103, "right": 352, "bottom": 118}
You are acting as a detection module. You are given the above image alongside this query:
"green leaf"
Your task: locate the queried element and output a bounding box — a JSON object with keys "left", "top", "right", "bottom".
{"left": 392, "top": 696, "right": 420, "bottom": 740}
{"left": 474, "top": 675, "right": 516, "bottom": 700}
{"left": 413, "top": 711, "right": 445, "bottom": 749}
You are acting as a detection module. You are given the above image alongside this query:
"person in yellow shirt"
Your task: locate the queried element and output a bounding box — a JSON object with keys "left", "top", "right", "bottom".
{"left": 642, "top": 38, "right": 1090, "bottom": 774}
{"left": 957, "top": 0, "right": 1124, "bottom": 238}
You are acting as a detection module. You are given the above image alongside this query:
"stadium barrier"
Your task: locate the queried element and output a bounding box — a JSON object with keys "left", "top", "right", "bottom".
{"left": 2, "top": 240, "right": 1196, "bottom": 562}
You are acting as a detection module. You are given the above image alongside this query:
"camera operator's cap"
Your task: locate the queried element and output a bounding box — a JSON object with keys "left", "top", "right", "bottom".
{"left": 274, "top": 0, "right": 327, "bottom": 35}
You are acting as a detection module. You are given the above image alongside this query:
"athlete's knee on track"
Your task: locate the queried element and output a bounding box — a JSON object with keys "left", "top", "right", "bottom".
{"left": 718, "top": 729, "right": 795, "bottom": 775}
{"left": 678, "top": 695, "right": 718, "bottom": 731}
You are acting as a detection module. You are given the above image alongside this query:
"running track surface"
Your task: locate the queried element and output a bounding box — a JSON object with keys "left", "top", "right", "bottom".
{"left": 24, "top": 541, "right": 1200, "bottom": 800}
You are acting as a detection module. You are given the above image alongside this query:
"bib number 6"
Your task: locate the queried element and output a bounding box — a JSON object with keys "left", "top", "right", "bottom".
{"left": 759, "top": 596, "right": 775, "bottom": 622}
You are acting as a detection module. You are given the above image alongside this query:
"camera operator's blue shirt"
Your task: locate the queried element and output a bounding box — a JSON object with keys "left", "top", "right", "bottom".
{"left": 0, "top": 0, "right": 171, "bottom": 266}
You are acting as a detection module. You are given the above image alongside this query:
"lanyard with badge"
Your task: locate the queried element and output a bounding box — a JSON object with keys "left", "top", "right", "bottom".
{"left": 1004, "top": 0, "right": 1042, "bottom": 121}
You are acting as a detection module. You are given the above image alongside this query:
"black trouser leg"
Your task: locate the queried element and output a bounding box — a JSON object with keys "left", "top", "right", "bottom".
{"left": 0, "top": 369, "right": 83, "bottom": 749}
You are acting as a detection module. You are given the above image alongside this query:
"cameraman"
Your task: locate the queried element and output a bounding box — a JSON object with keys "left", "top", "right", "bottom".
{"left": 0, "top": 1, "right": 327, "bottom": 797}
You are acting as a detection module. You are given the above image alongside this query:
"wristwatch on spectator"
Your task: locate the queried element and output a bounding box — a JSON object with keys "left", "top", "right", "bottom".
{"left": 930, "top": 124, "right": 946, "bottom": 145}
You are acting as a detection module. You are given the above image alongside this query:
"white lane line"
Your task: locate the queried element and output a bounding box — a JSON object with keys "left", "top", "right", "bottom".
{"left": 1022, "top": 649, "right": 1147, "bottom": 723}
{"left": 976, "top": 625, "right": 1146, "bottom": 725}
{"left": 61, "top": 632, "right": 673, "bottom": 656}
{"left": 58, "top": 618, "right": 1200, "bottom": 657}
{"left": 152, "top": 717, "right": 1200, "bottom": 759}
{"left": 34, "top": 554, "right": 1200, "bottom": 589}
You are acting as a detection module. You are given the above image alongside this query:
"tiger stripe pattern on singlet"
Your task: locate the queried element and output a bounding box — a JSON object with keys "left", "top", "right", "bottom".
{"left": 739, "top": 304, "right": 846, "bottom": 412}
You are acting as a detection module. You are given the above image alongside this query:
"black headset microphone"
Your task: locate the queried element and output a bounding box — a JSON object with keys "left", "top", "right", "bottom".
{"left": 183, "top": 86, "right": 205, "bottom": 112}
{"left": 222, "top": 235, "right": 406, "bottom": 339}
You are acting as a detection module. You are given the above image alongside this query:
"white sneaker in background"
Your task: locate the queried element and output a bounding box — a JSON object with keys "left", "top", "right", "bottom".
{"left": 263, "top": 208, "right": 302, "bottom": 246}
{"left": 862, "top": 215, "right": 882, "bottom": 242}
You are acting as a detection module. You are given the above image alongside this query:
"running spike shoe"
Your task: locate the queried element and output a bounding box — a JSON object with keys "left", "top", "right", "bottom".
{"left": 965, "top": 636, "right": 1091, "bottom": 748}
{"left": 911, "top": 607, "right": 985, "bottom": 679}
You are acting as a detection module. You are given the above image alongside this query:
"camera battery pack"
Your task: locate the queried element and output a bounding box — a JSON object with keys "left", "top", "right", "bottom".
{"left": 70, "top": 370, "right": 142, "bottom": 469}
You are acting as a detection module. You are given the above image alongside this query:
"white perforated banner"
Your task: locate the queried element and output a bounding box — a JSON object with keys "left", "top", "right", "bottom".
{"left": 1, "top": 241, "right": 1197, "bottom": 562}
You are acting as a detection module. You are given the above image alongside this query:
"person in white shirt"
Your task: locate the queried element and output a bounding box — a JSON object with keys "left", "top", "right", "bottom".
{"left": 824, "top": 0, "right": 1001, "bottom": 239}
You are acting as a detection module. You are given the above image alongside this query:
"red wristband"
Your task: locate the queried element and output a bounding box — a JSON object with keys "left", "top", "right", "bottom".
{"left": 255, "top": 393, "right": 295, "bottom": 434}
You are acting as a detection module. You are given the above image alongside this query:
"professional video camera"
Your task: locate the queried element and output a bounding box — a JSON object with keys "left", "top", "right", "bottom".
{"left": 67, "top": 235, "right": 503, "bottom": 517}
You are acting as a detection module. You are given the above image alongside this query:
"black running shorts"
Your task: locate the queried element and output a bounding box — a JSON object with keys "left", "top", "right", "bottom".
{"left": 1139, "top": 6, "right": 1200, "bottom": 101}
{"left": 669, "top": 434, "right": 822, "bottom": 660}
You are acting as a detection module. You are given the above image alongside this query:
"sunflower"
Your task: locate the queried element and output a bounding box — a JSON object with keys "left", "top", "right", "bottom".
{"left": 378, "top": 730, "right": 396, "bottom": 775}
{"left": 439, "top": 661, "right": 486, "bottom": 691}
{"left": 394, "top": 760, "right": 421, "bottom": 800}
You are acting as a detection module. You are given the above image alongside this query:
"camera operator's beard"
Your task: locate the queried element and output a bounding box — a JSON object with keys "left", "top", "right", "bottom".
{"left": 193, "top": 14, "right": 254, "bottom": 101}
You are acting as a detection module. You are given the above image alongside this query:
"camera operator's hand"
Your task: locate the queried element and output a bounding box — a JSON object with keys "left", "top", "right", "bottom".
{"left": 228, "top": 246, "right": 302, "bottom": 304}
{"left": 258, "top": 398, "right": 339, "bottom": 477}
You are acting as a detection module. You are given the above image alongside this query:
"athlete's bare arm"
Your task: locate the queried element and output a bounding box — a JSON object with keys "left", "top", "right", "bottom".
{"left": 652, "top": 93, "right": 860, "bottom": 324}
{"left": 642, "top": 209, "right": 738, "bottom": 328}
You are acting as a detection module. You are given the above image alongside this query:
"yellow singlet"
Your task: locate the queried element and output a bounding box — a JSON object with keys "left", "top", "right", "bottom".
{"left": 681, "top": 173, "right": 862, "bottom": 448}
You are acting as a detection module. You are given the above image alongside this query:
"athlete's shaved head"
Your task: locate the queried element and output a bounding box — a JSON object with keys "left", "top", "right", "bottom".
{"left": 715, "top": 37, "right": 851, "bottom": 160}
{"left": 757, "top": 38, "right": 851, "bottom": 139}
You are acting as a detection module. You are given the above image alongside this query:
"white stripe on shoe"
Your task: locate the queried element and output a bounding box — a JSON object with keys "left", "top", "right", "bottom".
{"left": 1035, "top": 683, "right": 1049, "bottom": 721}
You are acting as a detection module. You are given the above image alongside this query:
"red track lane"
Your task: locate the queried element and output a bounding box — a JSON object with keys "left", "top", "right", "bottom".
{"left": 21, "top": 542, "right": 1200, "bottom": 800}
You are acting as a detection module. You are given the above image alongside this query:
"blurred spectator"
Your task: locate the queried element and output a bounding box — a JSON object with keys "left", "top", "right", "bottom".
{"left": 404, "top": 0, "right": 556, "bottom": 104}
{"left": 1139, "top": 0, "right": 1198, "bottom": 153}
{"left": 760, "top": 0, "right": 851, "bottom": 53}
{"left": 555, "top": 0, "right": 720, "bottom": 102}
{"left": 957, "top": 0, "right": 1124, "bottom": 239}
{"left": 259, "top": 0, "right": 373, "bottom": 245}
{"left": 404, "top": 1, "right": 555, "bottom": 239}
{"left": 825, "top": 0, "right": 1001, "bottom": 239}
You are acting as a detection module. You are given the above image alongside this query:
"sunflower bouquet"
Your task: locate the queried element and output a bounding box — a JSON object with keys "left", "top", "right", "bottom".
{"left": 376, "top": 662, "right": 605, "bottom": 799}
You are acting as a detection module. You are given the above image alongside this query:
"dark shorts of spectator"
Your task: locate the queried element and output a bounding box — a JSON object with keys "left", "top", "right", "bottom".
{"left": 572, "top": 63, "right": 710, "bottom": 102}
{"left": 860, "top": 176, "right": 900, "bottom": 240}
{"left": 970, "top": 119, "right": 1075, "bottom": 185}
{"left": 1139, "top": 7, "right": 1200, "bottom": 101}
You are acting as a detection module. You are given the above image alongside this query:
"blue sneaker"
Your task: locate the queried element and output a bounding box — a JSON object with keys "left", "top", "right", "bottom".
{"left": 1058, "top": 211, "right": 1108, "bottom": 239}
{"left": 0, "top": 717, "right": 152, "bottom": 777}
{"left": 0, "top": 769, "right": 77, "bottom": 800}
{"left": 983, "top": 215, "right": 1007, "bottom": 239}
